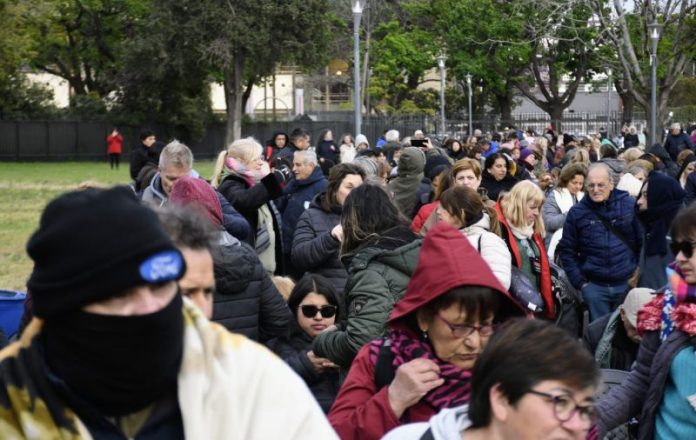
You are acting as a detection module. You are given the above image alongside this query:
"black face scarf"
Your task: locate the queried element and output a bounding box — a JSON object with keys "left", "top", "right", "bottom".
{"left": 42, "top": 293, "right": 184, "bottom": 416}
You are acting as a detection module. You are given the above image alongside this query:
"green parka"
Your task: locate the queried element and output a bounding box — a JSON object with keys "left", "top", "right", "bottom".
{"left": 312, "top": 225, "right": 421, "bottom": 372}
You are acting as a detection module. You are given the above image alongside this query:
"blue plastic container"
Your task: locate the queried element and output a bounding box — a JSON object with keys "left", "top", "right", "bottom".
{"left": 0, "top": 290, "right": 26, "bottom": 338}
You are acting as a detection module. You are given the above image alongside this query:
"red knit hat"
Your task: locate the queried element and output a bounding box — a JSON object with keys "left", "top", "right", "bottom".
{"left": 169, "top": 176, "right": 223, "bottom": 226}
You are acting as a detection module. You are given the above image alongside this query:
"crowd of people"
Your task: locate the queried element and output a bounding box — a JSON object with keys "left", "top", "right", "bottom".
{"left": 2, "top": 120, "right": 696, "bottom": 439}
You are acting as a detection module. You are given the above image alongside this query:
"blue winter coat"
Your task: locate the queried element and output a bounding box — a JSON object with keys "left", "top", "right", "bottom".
{"left": 277, "top": 166, "right": 328, "bottom": 250}
{"left": 559, "top": 189, "right": 643, "bottom": 289}
{"left": 663, "top": 132, "right": 694, "bottom": 161}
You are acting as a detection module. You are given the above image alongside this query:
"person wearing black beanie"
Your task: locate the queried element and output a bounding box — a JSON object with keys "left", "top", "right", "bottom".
{"left": 0, "top": 186, "right": 338, "bottom": 439}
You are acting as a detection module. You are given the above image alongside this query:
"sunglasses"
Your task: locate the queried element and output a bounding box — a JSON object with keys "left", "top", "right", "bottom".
{"left": 300, "top": 305, "right": 337, "bottom": 319}
{"left": 670, "top": 240, "right": 696, "bottom": 259}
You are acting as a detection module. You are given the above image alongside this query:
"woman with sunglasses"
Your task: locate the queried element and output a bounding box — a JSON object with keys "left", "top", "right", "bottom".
{"left": 328, "top": 223, "right": 526, "bottom": 440}
{"left": 596, "top": 203, "right": 696, "bottom": 439}
{"left": 384, "top": 319, "right": 600, "bottom": 440}
{"left": 267, "top": 273, "right": 340, "bottom": 413}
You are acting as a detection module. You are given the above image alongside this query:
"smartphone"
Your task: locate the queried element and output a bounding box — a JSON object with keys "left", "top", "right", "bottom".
{"left": 411, "top": 139, "right": 426, "bottom": 147}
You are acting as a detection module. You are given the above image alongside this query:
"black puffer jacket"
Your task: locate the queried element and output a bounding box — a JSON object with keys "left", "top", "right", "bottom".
{"left": 267, "top": 323, "right": 340, "bottom": 413}
{"left": 291, "top": 193, "right": 347, "bottom": 295}
{"left": 217, "top": 172, "right": 284, "bottom": 247}
{"left": 212, "top": 239, "right": 292, "bottom": 342}
{"left": 480, "top": 169, "right": 518, "bottom": 202}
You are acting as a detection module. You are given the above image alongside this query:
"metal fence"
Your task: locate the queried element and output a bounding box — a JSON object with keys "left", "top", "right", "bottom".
{"left": 1, "top": 110, "right": 693, "bottom": 161}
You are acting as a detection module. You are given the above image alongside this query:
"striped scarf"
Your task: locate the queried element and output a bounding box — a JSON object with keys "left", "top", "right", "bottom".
{"left": 369, "top": 329, "right": 472, "bottom": 410}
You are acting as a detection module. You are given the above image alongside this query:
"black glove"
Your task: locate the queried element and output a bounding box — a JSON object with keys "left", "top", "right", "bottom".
{"left": 273, "top": 165, "right": 293, "bottom": 184}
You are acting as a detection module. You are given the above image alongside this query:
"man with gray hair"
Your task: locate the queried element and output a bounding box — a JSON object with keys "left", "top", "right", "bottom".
{"left": 277, "top": 149, "right": 327, "bottom": 277}
{"left": 560, "top": 162, "right": 643, "bottom": 322}
{"left": 142, "top": 140, "right": 194, "bottom": 206}
{"left": 142, "top": 141, "right": 251, "bottom": 240}
{"left": 663, "top": 122, "right": 694, "bottom": 161}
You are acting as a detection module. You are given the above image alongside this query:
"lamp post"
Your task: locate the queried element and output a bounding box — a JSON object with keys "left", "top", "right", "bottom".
{"left": 648, "top": 20, "right": 661, "bottom": 146}
{"left": 352, "top": 0, "right": 363, "bottom": 137}
{"left": 465, "top": 73, "right": 473, "bottom": 136}
{"left": 606, "top": 68, "right": 612, "bottom": 136}
{"left": 437, "top": 53, "right": 446, "bottom": 135}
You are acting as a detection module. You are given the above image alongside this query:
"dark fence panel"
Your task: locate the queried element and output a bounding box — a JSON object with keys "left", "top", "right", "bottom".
{"left": 2, "top": 110, "right": 693, "bottom": 161}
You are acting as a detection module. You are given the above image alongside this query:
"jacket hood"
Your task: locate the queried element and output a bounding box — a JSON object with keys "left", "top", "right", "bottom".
{"left": 389, "top": 223, "right": 525, "bottom": 324}
{"left": 213, "top": 242, "right": 256, "bottom": 294}
{"left": 601, "top": 157, "right": 626, "bottom": 173}
{"left": 345, "top": 225, "right": 421, "bottom": 274}
{"left": 648, "top": 143, "right": 672, "bottom": 163}
{"left": 398, "top": 147, "right": 426, "bottom": 176}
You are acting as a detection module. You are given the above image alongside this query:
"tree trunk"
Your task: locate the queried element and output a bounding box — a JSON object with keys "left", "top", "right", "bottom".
{"left": 361, "top": 28, "right": 371, "bottom": 114}
{"left": 224, "top": 54, "right": 245, "bottom": 146}
{"left": 496, "top": 89, "right": 515, "bottom": 131}
{"left": 548, "top": 104, "right": 564, "bottom": 133}
{"left": 620, "top": 92, "right": 634, "bottom": 126}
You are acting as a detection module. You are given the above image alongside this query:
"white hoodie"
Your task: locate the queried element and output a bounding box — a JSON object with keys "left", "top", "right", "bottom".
{"left": 382, "top": 405, "right": 472, "bottom": 440}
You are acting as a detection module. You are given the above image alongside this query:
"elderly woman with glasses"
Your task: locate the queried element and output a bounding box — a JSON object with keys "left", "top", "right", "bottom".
{"left": 596, "top": 203, "right": 696, "bottom": 439}
{"left": 384, "top": 319, "right": 600, "bottom": 440}
{"left": 327, "top": 223, "right": 526, "bottom": 440}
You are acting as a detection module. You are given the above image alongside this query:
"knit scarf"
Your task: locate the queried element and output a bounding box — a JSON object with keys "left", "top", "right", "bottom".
{"left": 637, "top": 263, "right": 696, "bottom": 341}
{"left": 368, "top": 329, "right": 472, "bottom": 410}
{"left": 509, "top": 223, "right": 534, "bottom": 240}
{"left": 224, "top": 157, "right": 265, "bottom": 187}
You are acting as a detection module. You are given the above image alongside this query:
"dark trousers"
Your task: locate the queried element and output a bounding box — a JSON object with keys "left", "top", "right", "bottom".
{"left": 109, "top": 153, "right": 120, "bottom": 169}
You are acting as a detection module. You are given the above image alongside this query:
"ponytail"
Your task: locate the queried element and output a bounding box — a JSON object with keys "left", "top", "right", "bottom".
{"left": 485, "top": 204, "right": 501, "bottom": 236}
{"left": 210, "top": 150, "right": 228, "bottom": 188}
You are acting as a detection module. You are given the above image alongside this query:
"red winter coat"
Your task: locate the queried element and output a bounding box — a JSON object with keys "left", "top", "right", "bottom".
{"left": 328, "top": 223, "right": 526, "bottom": 440}
{"left": 410, "top": 201, "right": 438, "bottom": 234}
{"left": 106, "top": 133, "right": 123, "bottom": 154}
{"left": 495, "top": 202, "right": 554, "bottom": 318}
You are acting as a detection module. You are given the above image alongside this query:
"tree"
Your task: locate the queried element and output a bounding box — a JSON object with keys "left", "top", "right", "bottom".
{"left": 505, "top": 0, "right": 601, "bottom": 131}
{"left": 22, "top": 0, "right": 149, "bottom": 100}
{"left": 430, "top": 0, "right": 529, "bottom": 128}
{"left": 195, "top": 0, "right": 332, "bottom": 144}
{"left": 588, "top": 0, "right": 696, "bottom": 137}
{"left": 0, "top": 0, "right": 56, "bottom": 118}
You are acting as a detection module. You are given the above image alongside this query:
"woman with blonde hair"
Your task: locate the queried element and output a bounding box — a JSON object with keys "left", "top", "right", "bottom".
{"left": 542, "top": 163, "right": 587, "bottom": 260}
{"left": 211, "top": 137, "right": 288, "bottom": 273}
{"left": 437, "top": 186, "right": 512, "bottom": 289}
{"left": 497, "top": 181, "right": 555, "bottom": 318}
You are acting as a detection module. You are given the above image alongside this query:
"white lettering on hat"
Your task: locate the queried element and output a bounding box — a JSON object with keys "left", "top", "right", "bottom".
{"left": 139, "top": 250, "right": 183, "bottom": 283}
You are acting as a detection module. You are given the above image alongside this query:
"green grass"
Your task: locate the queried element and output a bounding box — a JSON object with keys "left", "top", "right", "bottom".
{"left": 0, "top": 160, "right": 216, "bottom": 291}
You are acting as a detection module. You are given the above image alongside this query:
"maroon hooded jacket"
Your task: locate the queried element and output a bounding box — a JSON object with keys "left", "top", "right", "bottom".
{"left": 328, "top": 223, "right": 526, "bottom": 440}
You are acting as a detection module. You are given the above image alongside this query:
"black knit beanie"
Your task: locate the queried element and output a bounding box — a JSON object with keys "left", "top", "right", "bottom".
{"left": 27, "top": 186, "right": 186, "bottom": 318}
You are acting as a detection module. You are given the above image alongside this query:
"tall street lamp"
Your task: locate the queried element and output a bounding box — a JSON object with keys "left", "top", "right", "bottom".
{"left": 437, "top": 53, "right": 446, "bottom": 135}
{"left": 352, "top": 0, "right": 363, "bottom": 137}
{"left": 606, "top": 68, "right": 612, "bottom": 137}
{"left": 465, "top": 73, "right": 473, "bottom": 136}
{"left": 648, "top": 20, "right": 661, "bottom": 145}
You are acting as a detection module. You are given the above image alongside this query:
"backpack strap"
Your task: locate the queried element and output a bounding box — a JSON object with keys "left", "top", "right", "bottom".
{"left": 374, "top": 338, "right": 395, "bottom": 390}
{"left": 477, "top": 234, "right": 482, "bottom": 253}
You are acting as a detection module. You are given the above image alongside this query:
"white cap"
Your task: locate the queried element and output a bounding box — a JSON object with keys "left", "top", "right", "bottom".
{"left": 355, "top": 134, "right": 369, "bottom": 147}
{"left": 622, "top": 288, "right": 655, "bottom": 327}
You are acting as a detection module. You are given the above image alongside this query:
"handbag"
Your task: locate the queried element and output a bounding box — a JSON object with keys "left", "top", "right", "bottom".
{"left": 550, "top": 262, "right": 585, "bottom": 337}
{"left": 509, "top": 265, "right": 545, "bottom": 314}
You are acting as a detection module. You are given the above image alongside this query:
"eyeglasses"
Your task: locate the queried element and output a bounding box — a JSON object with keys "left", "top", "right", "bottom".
{"left": 435, "top": 312, "right": 495, "bottom": 338}
{"left": 586, "top": 183, "right": 608, "bottom": 190}
{"left": 669, "top": 240, "right": 696, "bottom": 259}
{"left": 526, "top": 390, "right": 595, "bottom": 426}
{"left": 300, "top": 305, "right": 337, "bottom": 319}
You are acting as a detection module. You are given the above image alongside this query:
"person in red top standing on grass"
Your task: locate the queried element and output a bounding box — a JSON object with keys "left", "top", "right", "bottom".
{"left": 107, "top": 127, "right": 123, "bottom": 170}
